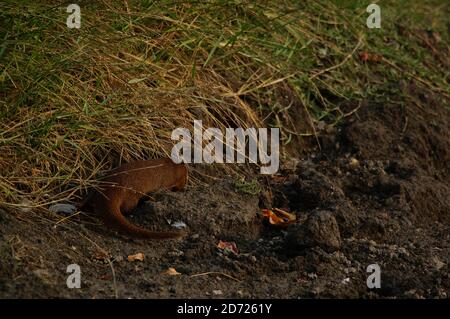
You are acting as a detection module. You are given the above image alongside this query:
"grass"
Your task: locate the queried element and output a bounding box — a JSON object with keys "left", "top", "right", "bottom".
{"left": 0, "top": 0, "right": 449, "bottom": 211}
{"left": 233, "top": 178, "right": 262, "bottom": 195}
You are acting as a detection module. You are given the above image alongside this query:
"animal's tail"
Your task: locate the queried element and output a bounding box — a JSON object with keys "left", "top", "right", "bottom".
{"left": 102, "top": 207, "right": 186, "bottom": 239}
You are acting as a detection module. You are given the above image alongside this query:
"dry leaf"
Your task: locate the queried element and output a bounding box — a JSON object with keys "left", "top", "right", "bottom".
{"left": 93, "top": 251, "right": 110, "bottom": 262}
{"left": 270, "top": 175, "right": 288, "bottom": 183}
{"left": 262, "top": 208, "right": 296, "bottom": 227}
{"left": 162, "top": 267, "right": 181, "bottom": 276}
{"left": 98, "top": 274, "right": 112, "bottom": 281}
{"left": 360, "top": 51, "right": 369, "bottom": 62}
{"left": 217, "top": 241, "right": 239, "bottom": 255}
{"left": 360, "top": 51, "right": 383, "bottom": 63}
{"left": 127, "top": 252, "right": 145, "bottom": 262}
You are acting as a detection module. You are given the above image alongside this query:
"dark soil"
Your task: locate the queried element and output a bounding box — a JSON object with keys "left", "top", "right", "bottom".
{"left": 0, "top": 83, "right": 449, "bottom": 298}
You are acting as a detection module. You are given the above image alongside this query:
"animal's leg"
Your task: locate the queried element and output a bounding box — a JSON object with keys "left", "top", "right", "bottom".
{"left": 120, "top": 193, "right": 141, "bottom": 215}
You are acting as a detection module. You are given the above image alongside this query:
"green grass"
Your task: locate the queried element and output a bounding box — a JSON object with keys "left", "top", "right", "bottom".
{"left": 233, "top": 178, "right": 262, "bottom": 195}
{"left": 0, "top": 0, "right": 449, "bottom": 209}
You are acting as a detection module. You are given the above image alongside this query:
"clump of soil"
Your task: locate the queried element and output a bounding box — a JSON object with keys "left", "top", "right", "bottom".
{"left": 285, "top": 211, "right": 342, "bottom": 254}
{"left": 0, "top": 83, "right": 449, "bottom": 298}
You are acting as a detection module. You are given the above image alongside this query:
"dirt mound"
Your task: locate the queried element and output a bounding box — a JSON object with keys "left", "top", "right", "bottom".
{"left": 285, "top": 211, "right": 342, "bottom": 254}
{"left": 134, "top": 179, "right": 262, "bottom": 242}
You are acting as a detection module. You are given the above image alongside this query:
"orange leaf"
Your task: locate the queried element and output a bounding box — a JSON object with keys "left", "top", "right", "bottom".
{"left": 162, "top": 267, "right": 181, "bottom": 276}
{"left": 360, "top": 51, "right": 383, "bottom": 63}
{"left": 262, "top": 208, "right": 296, "bottom": 227}
{"left": 360, "top": 51, "right": 369, "bottom": 62}
{"left": 217, "top": 240, "right": 239, "bottom": 255}
{"left": 127, "top": 252, "right": 145, "bottom": 262}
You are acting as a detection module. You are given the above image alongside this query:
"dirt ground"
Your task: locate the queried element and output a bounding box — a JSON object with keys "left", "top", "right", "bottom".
{"left": 0, "top": 83, "right": 449, "bottom": 299}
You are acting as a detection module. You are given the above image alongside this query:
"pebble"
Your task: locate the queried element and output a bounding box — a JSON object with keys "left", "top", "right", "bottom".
{"left": 213, "top": 290, "right": 223, "bottom": 295}
{"left": 168, "top": 250, "right": 184, "bottom": 257}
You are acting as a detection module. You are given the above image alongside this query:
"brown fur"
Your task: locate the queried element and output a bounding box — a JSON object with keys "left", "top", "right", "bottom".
{"left": 83, "top": 158, "right": 188, "bottom": 239}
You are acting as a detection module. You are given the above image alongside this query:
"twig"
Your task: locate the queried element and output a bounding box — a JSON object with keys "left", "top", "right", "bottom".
{"left": 54, "top": 211, "right": 81, "bottom": 226}
{"left": 190, "top": 271, "right": 241, "bottom": 282}
{"left": 402, "top": 116, "right": 408, "bottom": 135}
{"left": 107, "top": 258, "right": 119, "bottom": 299}
{"left": 309, "top": 37, "right": 363, "bottom": 80}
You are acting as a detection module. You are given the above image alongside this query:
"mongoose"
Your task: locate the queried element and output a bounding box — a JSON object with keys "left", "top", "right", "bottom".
{"left": 83, "top": 158, "right": 188, "bottom": 239}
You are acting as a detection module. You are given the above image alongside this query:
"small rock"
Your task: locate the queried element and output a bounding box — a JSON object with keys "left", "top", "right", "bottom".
{"left": 307, "top": 273, "right": 318, "bottom": 280}
{"left": 213, "top": 290, "right": 223, "bottom": 295}
{"left": 432, "top": 256, "right": 445, "bottom": 270}
{"left": 349, "top": 158, "right": 359, "bottom": 167}
{"left": 368, "top": 245, "right": 377, "bottom": 253}
{"left": 368, "top": 240, "right": 377, "bottom": 246}
{"left": 171, "top": 221, "right": 187, "bottom": 229}
{"left": 191, "top": 234, "right": 200, "bottom": 240}
{"left": 168, "top": 250, "right": 184, "bottom": 257}
{"left": 348, "top": 267, "right": 357, "bottom": 273}
{"left": 48, "top": 203, "right": 77, "bottom": 215}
